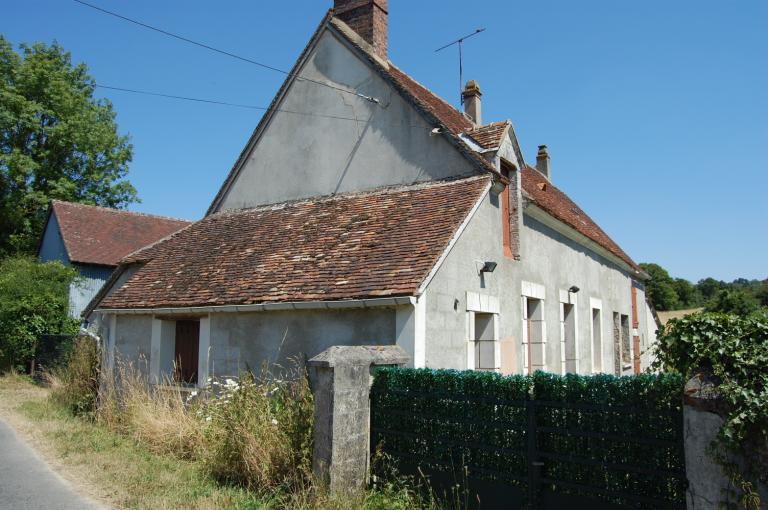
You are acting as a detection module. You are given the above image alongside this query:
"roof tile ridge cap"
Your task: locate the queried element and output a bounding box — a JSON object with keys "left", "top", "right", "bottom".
{"left": 386, "top": 62, "right": 469, "bottom": 120}
{"left": 53, "top": 200, "right": 192, "bottom": 224}
{"left": 217, "top": 176, "right": 493, "bottom": 215}
{"left": 466, "top": 120, "right": 511, "bottom": 132}
{"left": 328, "top": 16, "right": 390, "bottom": 70}
{"left": 120, "top": 221, "right": 197, "bottom": 263}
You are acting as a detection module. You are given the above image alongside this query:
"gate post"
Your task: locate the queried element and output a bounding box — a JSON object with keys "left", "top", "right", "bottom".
{"left": 308, "top": 345, "right": 409, "bottom": 495}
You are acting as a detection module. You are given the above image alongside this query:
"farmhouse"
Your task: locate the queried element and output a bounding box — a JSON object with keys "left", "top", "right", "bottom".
{"left": 88, "top": 0, "right": 658, "bottom": 386}
{"left": 37, "top": 200, "right": 190, "bottom": 318}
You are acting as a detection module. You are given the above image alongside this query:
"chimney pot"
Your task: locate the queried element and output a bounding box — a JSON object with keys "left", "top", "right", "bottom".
{"left": 462, "top": 80, "right": 482, "bottom": 125}
{"left": 334, "top": 0, "right": 388, "bottom": 59}
{"left": 536, "top": 145, "right": 551, "bottom": 180}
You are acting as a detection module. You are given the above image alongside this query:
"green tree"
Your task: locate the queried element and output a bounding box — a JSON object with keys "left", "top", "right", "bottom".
{"left": 755, "top": 281, "right": 768, "bottom": 307}
{"left": 0, "top": 36, "right": 137, "bottom": 256}
{"left": 697, "top": 277, "right": 725, "bottom": 302}
{"left": 673, "top": 277, "right": 700, "bottom": 308}
{"left": 705, "top": 289, "right": 761, "bottom": 316}
{"left": 640, "top": 262, "right": 680, "bottom": 311}
{"left": 0, "top": 256, "right": 79, "bottom": 371}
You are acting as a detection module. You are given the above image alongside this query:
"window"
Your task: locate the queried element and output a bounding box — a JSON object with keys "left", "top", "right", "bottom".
{"left": 621, "top": 314, "right": 630, "bottom": 372}
{"left": 560, "top": 302, "right": 576, "bottom": 374}
{"left": 523, "top": 297, "right": 544, "bottom": 375}
{"left": 474, "top": 312, "right": 497, "bottom": 371}
{"left": 591, "top": 308, "right": 602, "bottom": 372}
{"left": 612, "top": 312, "right": 621, "bottom": 375}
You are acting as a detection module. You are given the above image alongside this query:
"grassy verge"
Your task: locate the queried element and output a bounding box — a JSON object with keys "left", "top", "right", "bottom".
{"left": 0, "top": 373, "right": 267, "bottom": 509}
{"left": 0, "top": 373, "right": 435, "bottom": 510}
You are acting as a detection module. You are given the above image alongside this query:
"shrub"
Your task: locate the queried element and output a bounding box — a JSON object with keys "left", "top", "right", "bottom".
{"left": 0, "top": 256, "right": 79, "bottom": 371}
{"left": 200, "top": 366, "right": 314, "bottom": 494}
{"left": 654, "top": 310, "right": 768, "bottom": 508}
{"left": 49, "top": 334, "right": 101, "bottom": 417}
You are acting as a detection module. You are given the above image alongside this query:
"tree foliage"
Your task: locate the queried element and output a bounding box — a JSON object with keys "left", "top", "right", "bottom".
{"left": 641, "top": 262, "right": 766, "bottom": 315}
{"left": 706, "top": 289, "right": 762, "bottom": 316}
{"left": 640, "top": 262, "right": 680, "bottom": 311}
{"left": 0, "top": 256, "right": 79, "bottom": 370}
{"left": 0, "top": 36, "right": 137, "bottom": 256}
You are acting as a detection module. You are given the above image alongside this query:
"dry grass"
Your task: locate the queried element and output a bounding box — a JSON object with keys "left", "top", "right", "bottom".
{"left": 4, "top": 357, "right": 438, "bottom": 510}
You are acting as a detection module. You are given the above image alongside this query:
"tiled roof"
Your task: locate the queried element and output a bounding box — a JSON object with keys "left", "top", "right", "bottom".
{"left": 466, "top": 121, "right": 510, "bottom": 149}
{"left": 100, "top": 176, "right": 490, "bottom": 310}
{"left": 49, "top": 201, "right": 192, "bottom": 267}
{"left": 521, "top": 166, "right": 640, "bottom": 271}
{"left": 387, "top": 65, "right": 474, "bottom": 135}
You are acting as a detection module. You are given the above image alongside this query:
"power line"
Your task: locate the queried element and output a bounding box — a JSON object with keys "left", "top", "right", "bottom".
{"left": 96, "top": 85, "right": 267, "bottom": 110}
{"left": 94, "top": 84, "right": 432, "bottom": 129}
{"left": 72, "top": 0, "right": 381, "bottom": 104}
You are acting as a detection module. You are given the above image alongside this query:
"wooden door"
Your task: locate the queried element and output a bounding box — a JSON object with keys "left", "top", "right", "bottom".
{"left": 174, "top": 320, "right": 199, "bottom": 385}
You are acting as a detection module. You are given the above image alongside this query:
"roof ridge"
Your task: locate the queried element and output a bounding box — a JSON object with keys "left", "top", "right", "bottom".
{"left": 212, "top": 174, "right": 491, "bottom": 217}
{"left": 52, "top": 200, "right": 191, "bottom": 224}
{"left": 385, "top": 62, "right": 471, "bottom": 125}
{"left": 467, "top": 120, "right": 511, "bottom": 132}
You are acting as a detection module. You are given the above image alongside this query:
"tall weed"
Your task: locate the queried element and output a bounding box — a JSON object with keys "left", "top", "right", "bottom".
{"left": 48, "top": 335, "right": 100, "bottom": 417}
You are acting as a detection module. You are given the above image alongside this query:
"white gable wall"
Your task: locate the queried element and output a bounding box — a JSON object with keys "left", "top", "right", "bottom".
{"left": 214, "top": 28, "right": 476, "bottom": 212}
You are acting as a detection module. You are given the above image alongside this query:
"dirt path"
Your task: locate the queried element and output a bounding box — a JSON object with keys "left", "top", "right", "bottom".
{"left": 0, "top": 418, "right": 105, "bottom": 509}
{"left": 0, "top": 378, "right": 109, "bottom": 509}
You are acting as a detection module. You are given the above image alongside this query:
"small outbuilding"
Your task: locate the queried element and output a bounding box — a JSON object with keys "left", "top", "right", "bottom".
{"left": 37, "top": 200, "right": 191, "bottom": 318}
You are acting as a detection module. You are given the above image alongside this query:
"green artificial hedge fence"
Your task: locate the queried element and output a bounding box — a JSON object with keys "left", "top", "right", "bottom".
{"left": 371, "top": 368, "right": 686, "bottom": 509}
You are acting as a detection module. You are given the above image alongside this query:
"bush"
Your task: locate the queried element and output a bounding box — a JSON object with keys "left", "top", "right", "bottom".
{"left": 654, "top": 310, "right": 768, "bottom": 508}
{"left": 49, "top": 334, "right": 100, "bottom": 417}
{"left": 0, "top": 257, "right": 79, "bottom": 371}
{"left": 200, "top": 367, "right": 314, "bottom": 493}
{"left": 704, "top": 289, "right": 762, "bottom": 315}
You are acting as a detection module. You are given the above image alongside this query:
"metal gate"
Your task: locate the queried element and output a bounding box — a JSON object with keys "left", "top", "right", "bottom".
{"left": 370, "top": 385, "right": 686, "bottom": 509}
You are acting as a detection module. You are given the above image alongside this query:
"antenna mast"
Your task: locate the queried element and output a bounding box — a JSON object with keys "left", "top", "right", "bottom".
{"left": 435, "top": 28, "right": 486, "bottom": 107}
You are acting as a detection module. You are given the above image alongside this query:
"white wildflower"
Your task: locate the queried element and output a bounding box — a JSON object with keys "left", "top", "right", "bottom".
{"left": 271, "top": 418, "right": 278, "bottom": 426}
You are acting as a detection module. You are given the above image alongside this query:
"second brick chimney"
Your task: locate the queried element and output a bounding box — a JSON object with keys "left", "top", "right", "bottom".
{"left": 334, "top": 0, "right": 388, "bottom": 60}
{"left": 462, "top": 80, "right": 482, "bottom": 125}
{"left": 536, "top": 145, "right": 551, "bottom": 180}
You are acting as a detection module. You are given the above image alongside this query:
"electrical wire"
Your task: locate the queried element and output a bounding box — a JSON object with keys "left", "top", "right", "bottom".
{"left": 72, "top": 0, "right": 381, "bottom": 104}
{"left": 94, "top": 84, "right": 433, "bottom": 129}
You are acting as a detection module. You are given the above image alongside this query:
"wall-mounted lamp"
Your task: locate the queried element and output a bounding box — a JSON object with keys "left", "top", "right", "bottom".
{"left": 480, "top": 261, "right": 497, "bottom": 274}
{"left": 568, "top": 285, "right": 580, "bottom": 294}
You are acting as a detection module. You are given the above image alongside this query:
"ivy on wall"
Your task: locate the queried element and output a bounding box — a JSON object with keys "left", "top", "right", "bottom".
{"left": 654, "top": 310, "right": 768, "bottom": 509}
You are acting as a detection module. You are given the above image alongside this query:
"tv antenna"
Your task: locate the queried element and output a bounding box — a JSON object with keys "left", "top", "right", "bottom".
{"left": 435, "top": 28, "right": 486, "bottom": 107}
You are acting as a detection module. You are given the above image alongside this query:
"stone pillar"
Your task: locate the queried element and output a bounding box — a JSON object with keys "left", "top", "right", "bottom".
{"left": 308, "top": 345, "right": 409, "bottom": 495}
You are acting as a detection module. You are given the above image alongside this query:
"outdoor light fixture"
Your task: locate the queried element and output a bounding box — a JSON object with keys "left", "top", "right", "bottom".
{"left": 568, "top": 285, "right": 580, "bottom": 294}
{"left": 480, "top": 261, "right": 497, "bottom": 274}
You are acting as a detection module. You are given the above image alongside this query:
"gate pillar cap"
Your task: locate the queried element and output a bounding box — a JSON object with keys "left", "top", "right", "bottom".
{"left": 308, "top": 345, "right": 410, "bottom": 368}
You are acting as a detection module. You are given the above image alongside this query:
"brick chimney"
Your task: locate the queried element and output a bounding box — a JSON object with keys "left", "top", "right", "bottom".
{"left": 462, "top": 80, "right": 482, "bottom": 125}
{"left": 536, "top": 145, "right": 551, "bottom": 180}
{"left": 334, "top": 0, "right": 388, "bottom": 60}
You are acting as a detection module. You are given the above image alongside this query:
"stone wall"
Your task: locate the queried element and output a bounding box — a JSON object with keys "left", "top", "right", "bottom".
{"left": 684, "top": 373, "right": 768, "bottom": 509}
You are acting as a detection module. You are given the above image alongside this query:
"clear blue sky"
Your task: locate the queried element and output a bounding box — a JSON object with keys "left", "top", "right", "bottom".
{"left": 5, "top": 0, "right": 767, "bottom": 282}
